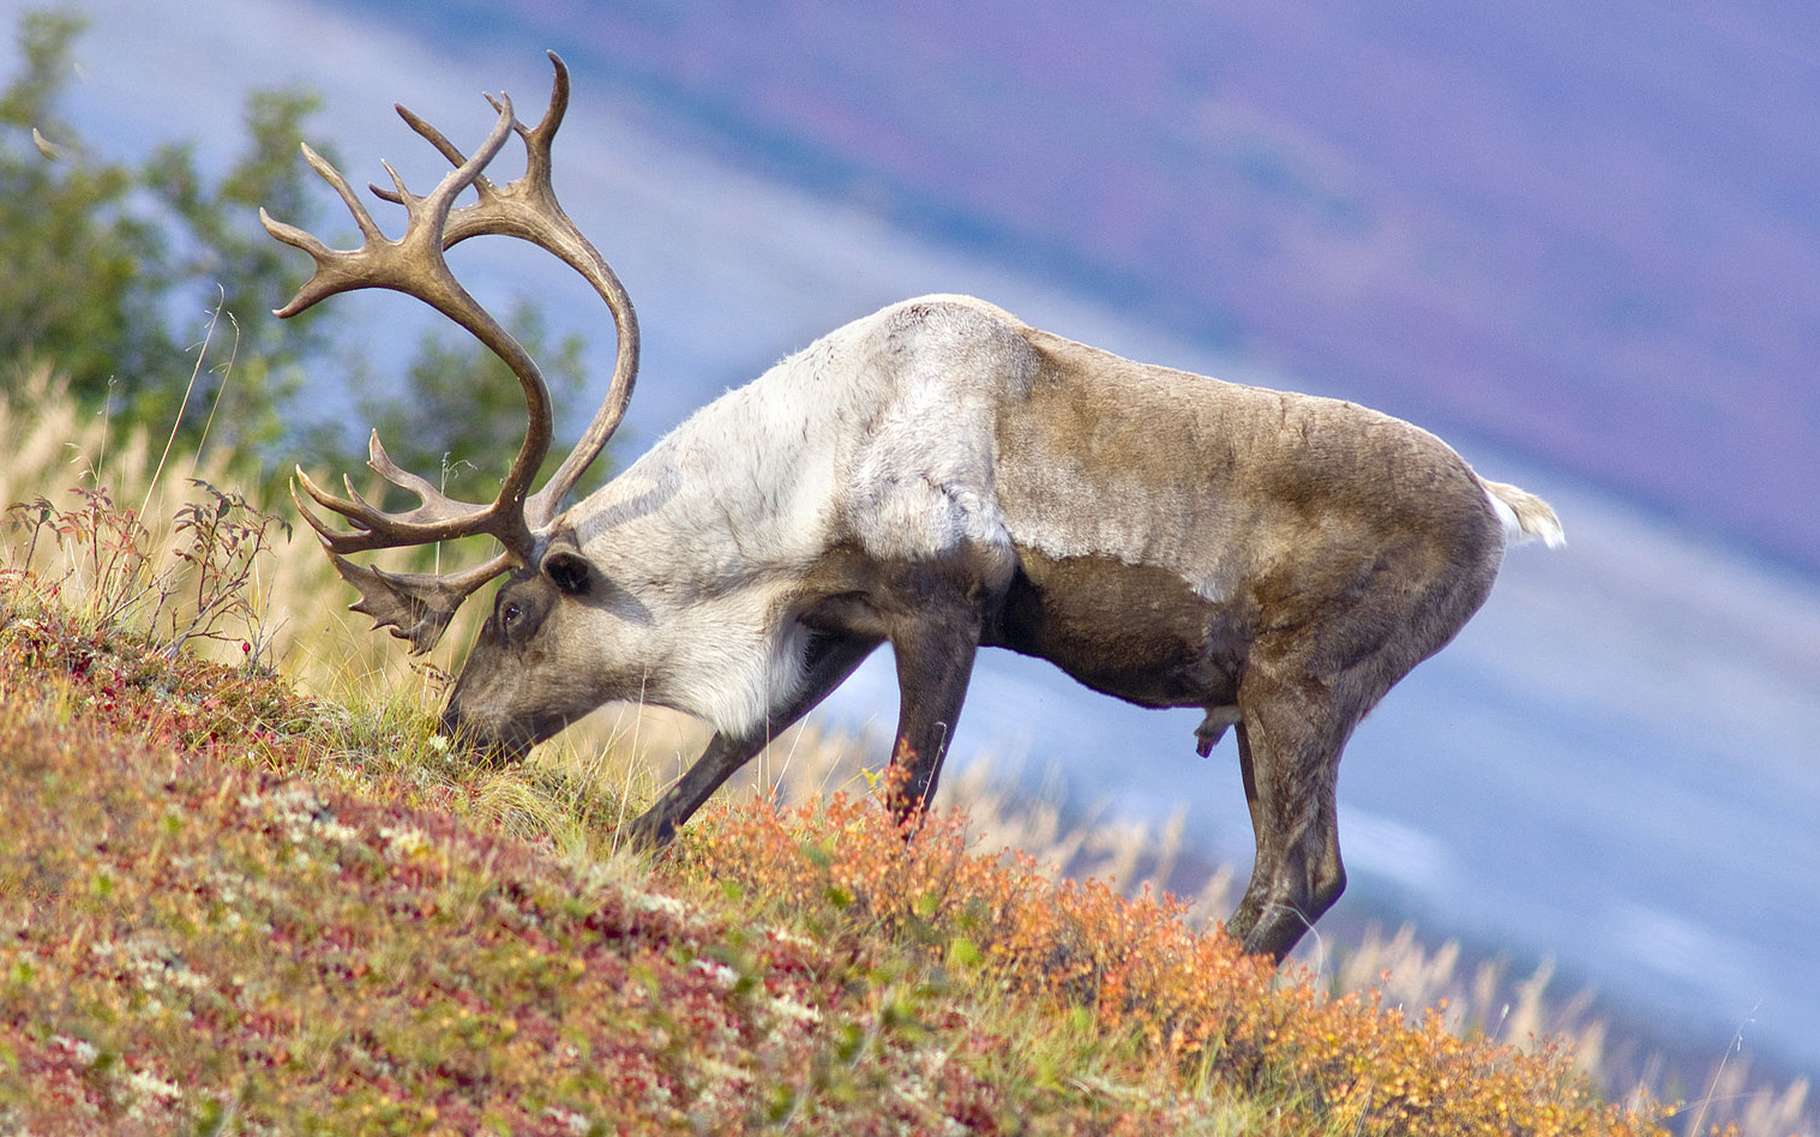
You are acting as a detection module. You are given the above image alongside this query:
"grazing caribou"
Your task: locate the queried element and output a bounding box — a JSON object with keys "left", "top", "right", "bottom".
{"left": 266, "top": 55, "right": 1562, "bottom": 961}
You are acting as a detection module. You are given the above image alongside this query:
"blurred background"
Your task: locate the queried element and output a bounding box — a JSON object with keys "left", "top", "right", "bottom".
{"left": 4, "top": 0, "right": 1817, "bottom": 1106}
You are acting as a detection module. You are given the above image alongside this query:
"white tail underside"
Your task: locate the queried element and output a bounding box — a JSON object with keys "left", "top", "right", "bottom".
{"left": 1483, "top": 479, "right": 1566, "bottom": 549}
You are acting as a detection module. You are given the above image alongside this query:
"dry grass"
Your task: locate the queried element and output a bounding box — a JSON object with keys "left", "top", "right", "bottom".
{"left": 0, "top": 362, "right": 487, "bottom": 695}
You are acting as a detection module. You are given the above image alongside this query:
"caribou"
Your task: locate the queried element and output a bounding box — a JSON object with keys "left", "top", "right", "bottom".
{"left": 265, "top": 55, "right": 1562, "bottom": 961}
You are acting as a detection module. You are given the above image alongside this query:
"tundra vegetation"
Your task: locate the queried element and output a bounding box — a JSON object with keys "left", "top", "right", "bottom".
{"left": 0, "top": 11, "right": 1812, "bottom": 1136}
{"left": 9, "top": 376, "right": 1817, "bottom": 1137}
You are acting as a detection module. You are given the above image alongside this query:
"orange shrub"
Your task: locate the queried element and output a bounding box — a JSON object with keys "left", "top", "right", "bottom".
{"left": 679, "top": 784, "right": 1672, "bottom": 1137}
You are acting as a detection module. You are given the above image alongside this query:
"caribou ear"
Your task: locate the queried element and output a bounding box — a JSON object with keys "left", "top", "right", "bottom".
{"left": 539, "top": 540, "right": 593, "bottom": 596}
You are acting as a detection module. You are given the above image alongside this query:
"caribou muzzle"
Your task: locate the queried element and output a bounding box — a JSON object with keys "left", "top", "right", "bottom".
{"left": 438, "top": 699, "right": 543, "bottom": 765}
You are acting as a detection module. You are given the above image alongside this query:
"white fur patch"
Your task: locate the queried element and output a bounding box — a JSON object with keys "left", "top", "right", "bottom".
{"left": 666, "top": 599, "right": 812, "bottom": 738}
{"left": 1484, "top": 481, "right": 1567, "bottom": 549}
{"left": 558, "top": 295, "right": 1037, "bottom": 739}
{"left": 1487, "top": 486, "right": 1525, "bottom": 542}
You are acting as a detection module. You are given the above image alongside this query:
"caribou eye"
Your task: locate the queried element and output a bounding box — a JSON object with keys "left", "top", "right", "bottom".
{"left": 500, "top": 602, "right": 524, "bottom": 632}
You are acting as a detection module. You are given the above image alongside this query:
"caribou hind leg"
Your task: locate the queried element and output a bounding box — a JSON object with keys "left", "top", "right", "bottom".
{"left": 1223, "top": 678, "right": 1355, "bottom": 961}
{"left": 1223, "top": 538, "right": 1502, "bottom": 961}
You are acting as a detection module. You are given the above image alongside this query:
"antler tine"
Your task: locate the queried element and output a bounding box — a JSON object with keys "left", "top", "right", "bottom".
{"left": 323, "top": 541, "right": 515, "bottom": 655}
{"left": 483, "top": 48, "right": 569, "bottom": 177}
{"left": 379, "top": 52, "right": 568, "bottom": 216}
{"left": 264, "top": 96, "right": 514, "bottom": 322}
{"left": 257, "top": 145, "right": 387, "bottom": 319}
{"left": 266, "top": 95, "right": 559, "bottom": 567}
{"left": 366, "top": 430, "right": 460, "bottom": 511}
{"left": 374, "top": 53, "right": 638, "bottom": 530}
{"left": 260, "top": 136, "right": 425, "bottom": 319}
{"left": 289, "top": 466, "right": 483, "bottom": 555}
{"left": 408, "top": 92, "right": 517, "bottom": 247}
{"left": 259, "top": 204, "right": 354, "bottom": 320}
{"left": 376, "top": 160, "right": 418, "bottom": 208}
{"left": 290, "top": 473, "right": 366, "bottom": 553}
{"left": 304, "top": 143, "right": 385, "bottom": 243}
{"left": 291, "top": 417, "right": 538, "bottom": 552}
{"left": 389, "top": 103, "right": 488, "bottom": 188}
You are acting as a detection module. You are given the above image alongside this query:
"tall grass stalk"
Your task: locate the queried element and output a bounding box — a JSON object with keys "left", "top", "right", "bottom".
{"left": 141, "top": 290, "right": 227, "bottom": 521}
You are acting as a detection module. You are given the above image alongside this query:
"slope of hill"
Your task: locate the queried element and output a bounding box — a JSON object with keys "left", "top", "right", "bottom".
{"left": 0, "top": 596, "right": 1675, "bottom": 1135}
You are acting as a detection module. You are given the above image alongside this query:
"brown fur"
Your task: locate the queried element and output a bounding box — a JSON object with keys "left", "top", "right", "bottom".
{"left": 978, "top": 327, "right": 1510, "bottom": 958}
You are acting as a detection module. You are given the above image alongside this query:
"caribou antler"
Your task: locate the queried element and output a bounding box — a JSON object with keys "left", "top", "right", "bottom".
{"left": 263, "top": 53, "right": 636, "bottom": 654}
{"left": 375, "top": 53, "right": 639, "bottom": 528}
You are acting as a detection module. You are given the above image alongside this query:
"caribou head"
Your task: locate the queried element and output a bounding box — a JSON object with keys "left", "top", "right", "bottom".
{"left": 264, "top": 54, "right": 641, "bottom": 759}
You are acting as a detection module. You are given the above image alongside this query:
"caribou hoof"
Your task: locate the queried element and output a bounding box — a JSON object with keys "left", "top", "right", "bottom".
{"left": 621, "top": 810, "right": 677, "bottom": 853}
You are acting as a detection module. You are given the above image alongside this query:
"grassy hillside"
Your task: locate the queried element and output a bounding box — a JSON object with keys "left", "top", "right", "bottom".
{"left": 2, "top": 378, "right": 1808, "bottom": 1135}
{"left": 0, "top": 597, "right": 1672, "bottom": 1136}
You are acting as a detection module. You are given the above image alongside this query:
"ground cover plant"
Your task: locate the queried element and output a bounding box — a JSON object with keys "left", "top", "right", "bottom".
{"left": 0, "top": 593, "right": 1678, "bottom": 1136}
{"left": 3, "top": 381, "right": 1815, "bottom": 1135}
